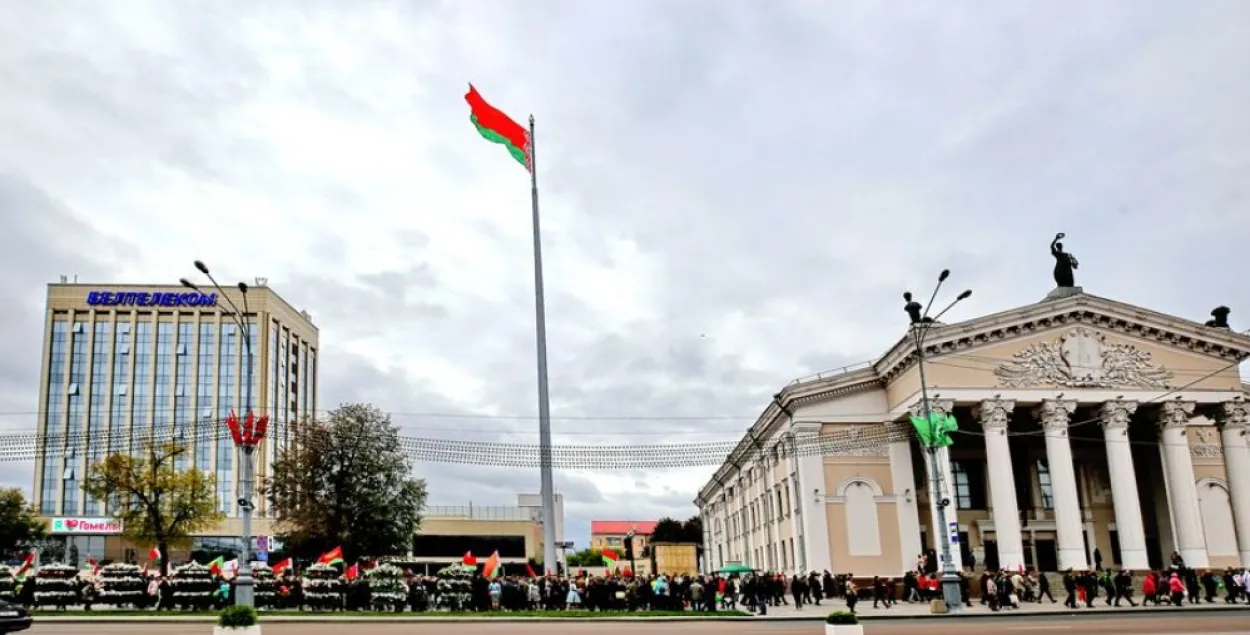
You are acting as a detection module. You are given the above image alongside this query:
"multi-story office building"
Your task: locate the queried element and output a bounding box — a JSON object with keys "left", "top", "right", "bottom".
{"left": 34, "top": 280, "right": 319, "bottom": 562}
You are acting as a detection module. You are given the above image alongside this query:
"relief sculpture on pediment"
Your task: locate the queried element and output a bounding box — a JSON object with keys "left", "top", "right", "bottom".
{"left": 995, "top": 327, "right": 1174, "bottom": 389}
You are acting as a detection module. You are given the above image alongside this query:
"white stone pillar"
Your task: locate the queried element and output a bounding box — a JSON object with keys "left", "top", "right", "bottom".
{"left": 911, "top": 399, "right": 962, "bottom": 571}
{"left": 1098, "top": 400, "right": 1150, "bottom": 570}
{"left": 1216, "top": 399, "right": 1250, "bottom": 567}
{"left": 887, "top": 421, "right": 923, "bottom": 574}
{"left": 794, "top": 424, "right": 831, "bottom": 572}
{"left": 975, "top": 398, "right": 1023, "bottom": 571}
{"left": 1035, "top": 399, "right": 1088, "bottom": 571}
{"left": 1157, "top": 400, "right": 1208, "bottom": 568}
{"left": 785, "top": 434, "right": 802, "bottom": 573}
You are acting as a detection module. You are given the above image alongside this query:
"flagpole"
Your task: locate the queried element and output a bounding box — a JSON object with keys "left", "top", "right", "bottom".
{"left": 528, "top": 114, "right": 559, "bottom": 576}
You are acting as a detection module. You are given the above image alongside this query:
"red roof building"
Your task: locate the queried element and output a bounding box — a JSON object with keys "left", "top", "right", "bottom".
{"left": 590, "top": 520, "right": 657, "bottom": 555}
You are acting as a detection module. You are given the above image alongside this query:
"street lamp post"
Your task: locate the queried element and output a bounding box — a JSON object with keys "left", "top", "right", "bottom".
{"left": 905, "top": 269, "right": 971, "bottom": 613}
{"left": 181, "top": 261, "right": 259, "bottom": 608}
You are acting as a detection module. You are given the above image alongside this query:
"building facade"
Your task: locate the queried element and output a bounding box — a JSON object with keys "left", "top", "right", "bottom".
{"left": 411, "top": 494, "right": 566, "bottom": 571}
{"left": 590, "top": 520, "right": 656, "bottom": 556}
{"left": 696, "top": 292, "right": 1250, "bottom": 576}
{"left": 34, "top": 281, "right": 319, "bottom": 562}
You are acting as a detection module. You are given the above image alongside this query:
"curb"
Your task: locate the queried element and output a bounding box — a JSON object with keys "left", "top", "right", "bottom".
{"left": 33, "top": 605, "right": 1247, "bottom": 624}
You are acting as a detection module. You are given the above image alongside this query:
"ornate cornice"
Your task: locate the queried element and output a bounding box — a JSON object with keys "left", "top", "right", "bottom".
{"left": 1157, "top": 400, "right": 1196, "bottom": 430}
{"left": 973, "top": 398, "right": 1015, "bottom": 431}
{"left": 909, "top": 398, "right": 955, "bottom": 418}
{"left": 1034, "top": 399, "right": 1077, "bottom": 431}
{"left": 875, "top": 295, "right": 1250, "bottom": 385}
{"left": 1216, "top": 397, "right": 1250, "bottom": 430}
{"left": 1098, "top": 400, "right": 1139, "bottom": 430}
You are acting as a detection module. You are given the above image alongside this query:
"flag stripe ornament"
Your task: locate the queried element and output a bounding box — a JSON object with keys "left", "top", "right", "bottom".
{"left": 317, "top": 546, "right": 344, "bottom": 566}
{"left": 465, "top": 84, "right": 530, "bottom": 170}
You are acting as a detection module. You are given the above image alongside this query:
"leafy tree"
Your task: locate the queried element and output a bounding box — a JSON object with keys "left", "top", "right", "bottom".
{"left": 83, "top": 440, "right": 223, "bottom": 577}
{"left": 268, "top": 403, "right": 427, "bottom": 562}
{"left": 565, "top": 548, "right": 604, "bottom": 567}
{"left": 651, "top": 517, "right": 686, "bottom": 543}
{"left": 682, "top": 515, "right": 704, "bottom": 543}
{"left": 0, "top": 488, "right": 47, "bottom": 554}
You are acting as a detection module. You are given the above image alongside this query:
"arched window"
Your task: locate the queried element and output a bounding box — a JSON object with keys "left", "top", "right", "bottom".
{"left": 1197, "top": 479, "right": 1238, "bottom": 557}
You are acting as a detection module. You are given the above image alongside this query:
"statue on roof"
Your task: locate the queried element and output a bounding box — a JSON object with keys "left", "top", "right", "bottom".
{"left": 903, "top": 292, "right": 933, "bottom": 325}
{"left": 1206, "top": 306, "right": 1231, "bottom": 329}
{"left": 1051, "top": 232, "right": 1079, "bottom": 288}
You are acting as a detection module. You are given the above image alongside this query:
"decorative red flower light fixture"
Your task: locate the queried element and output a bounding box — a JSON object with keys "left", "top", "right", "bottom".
{"left": 226, "top": 410, "right": 270, "bottom": 448}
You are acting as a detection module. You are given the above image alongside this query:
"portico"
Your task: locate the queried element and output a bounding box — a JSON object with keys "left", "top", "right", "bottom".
{"left": 697, "top": 291, "right": 1250, "bottom": 577}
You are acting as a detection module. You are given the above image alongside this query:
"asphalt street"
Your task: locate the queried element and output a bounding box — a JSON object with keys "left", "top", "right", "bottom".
{"left": 25, "top": 612, "right": 1250, "bottom": 635}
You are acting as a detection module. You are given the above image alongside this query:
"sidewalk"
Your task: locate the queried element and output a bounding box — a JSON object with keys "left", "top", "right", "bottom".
{"left": 750, "top": 597, "right": 1250, "bottom": 620}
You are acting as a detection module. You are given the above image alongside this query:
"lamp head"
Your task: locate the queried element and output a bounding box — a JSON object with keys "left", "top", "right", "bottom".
{"left": 179, "top": 278, "right": 197, "bottom": 290}
{"left": 194, "top": 260, "right": 209, "bottom": 274}
{"left": 957, "top": 289, "right": 972, "bottom": 301}
{"left": 938, "top": 269, "right": 950, "bottom": 282}
{"left": 238, "top": 281, "right": 249, "bottom": 293}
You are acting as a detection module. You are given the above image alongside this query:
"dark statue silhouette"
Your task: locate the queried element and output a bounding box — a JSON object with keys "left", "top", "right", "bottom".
{"left": 1206, "top": 306, "right": 1231, "bottom": 329}
{"left": 1051, "top": 232, "right": 1079, "bottom": 288}
{"left": 904, "top": 292, "right": 933, "bottom": 324}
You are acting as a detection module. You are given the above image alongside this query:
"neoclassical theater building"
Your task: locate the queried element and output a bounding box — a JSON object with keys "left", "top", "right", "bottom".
{"left": 696, "top": 291, "right": 1250, "bottom": 576}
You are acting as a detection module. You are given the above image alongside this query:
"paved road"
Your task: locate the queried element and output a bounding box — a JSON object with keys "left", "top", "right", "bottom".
{"left": 27, "top": 612, "right": 1250, "bottom": 635}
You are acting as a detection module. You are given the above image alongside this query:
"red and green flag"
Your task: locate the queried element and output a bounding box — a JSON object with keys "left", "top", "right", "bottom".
{"left": 207, "top": 555, "right": 225, "bottom": 576}
{"left": 317, "top": 546, "right": 344, "bottom": 566}
{"left": 148, "top": 546, "right": 162, "bottom": 563}
{"left": 483, "top": 550, "right": 502, "bottom": 578}
{"left": 465, "top": 84, "right": 530, "bottom": 170}
{"left": 271, "top": 557, "right": 293, "bottom": 576}
{"left": 601, "top": 549, "right": 619, "bottom": 568}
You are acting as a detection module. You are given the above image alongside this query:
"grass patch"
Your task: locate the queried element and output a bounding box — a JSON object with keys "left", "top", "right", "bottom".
{"left": 34, "top": 609, "right": 750, "bottom": 618}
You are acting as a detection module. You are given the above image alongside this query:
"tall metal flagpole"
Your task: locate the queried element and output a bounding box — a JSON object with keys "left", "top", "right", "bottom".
{"left": 528, "top": 114, "right": 559, "bottom": 575}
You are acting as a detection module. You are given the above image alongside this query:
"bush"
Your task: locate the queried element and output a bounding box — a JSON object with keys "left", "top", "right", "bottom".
{"left": 96, "top": 562, "right": 147, "bottom": 608}
{"left": 366, "top": 563, "right": 407, "bottom": 612}
{"left": 826, "top": 610, "right": 859, "bottom": 625}
{"left": 0, "top": 565, "right": 16, "bottom": 602}
{"left": 301, "top": 563, "right": 344, "bottom": 611}
{"left": 34, "top": 563, "right": 80, "bottom": 609}
{"left": 171, "top": 562, "right": 216, "bottom": 610}
{"left": 218, "top": 605, "right": 258, "bottom": 628}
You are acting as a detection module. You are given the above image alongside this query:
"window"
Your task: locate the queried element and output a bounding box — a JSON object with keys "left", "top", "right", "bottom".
{"left": 952, "top": 462, "right": 973, "bottom": 509}
{"left": 1037, "top": 460, "right": 1054, "bottom": 509}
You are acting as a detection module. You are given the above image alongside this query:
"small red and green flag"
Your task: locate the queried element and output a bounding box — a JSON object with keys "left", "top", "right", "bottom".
{"left": 483, "top": 550, "right": 502, "bottom": 578}
{"left": 271, "top": 557, "right": 293, "bottom": 576}
{"left": 345, "top": 563, "right": 360, "bottom": 581}
{"left": 148, "top": 546, "right": 162, "bottom": 563}
{"left": 465, "top": 84, "right": 530, "bottom": 171}
{"left": 601, "top": 549, "right": 619, "bottom": 568}
{"left": 207, "top": 555, "right": 225, "bottom": 576}
{"left": 317, "top": 546, "right": 344, "bottom": 566}
{"left": 14, "top": 552, "right": 35, "bottom": 581}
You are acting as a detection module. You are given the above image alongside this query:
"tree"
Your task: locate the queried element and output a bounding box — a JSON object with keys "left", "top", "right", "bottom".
{"left": 269, "top": 403, "right": 427, "bottom": 562}
{"left": 565, "top": 548, "right": 603, "bottom": 567}
{"left": 682, "top": 515, "right": 704, "bottom": 543}
{"left": 651, "top": 517, "right": 686, "bottom": 543}
{"left": 83, "top": 440, "right": 222, "bottom": 577}
{"left": 0, "top": 488, "right": 47, "bottom": 555}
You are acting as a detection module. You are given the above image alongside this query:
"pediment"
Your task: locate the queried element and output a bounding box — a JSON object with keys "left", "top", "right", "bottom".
{"left": 876, "top": 293, "right": 1250, "bottom": 388}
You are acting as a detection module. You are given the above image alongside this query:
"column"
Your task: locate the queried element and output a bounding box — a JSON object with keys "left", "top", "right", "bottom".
{"left": 794, "top": 423, "right": 831, "bottom": 572}
{"left": 887, "top": 420, "right": 923, "bottom": 572}
{"left": 1156, "top": 401, "right": 1208, "bottom": 568}
{"left": 1215, "top": 399, "right": 1250, "bottom": 567}
{"left": 911, "top": 399, "right": 962, "bottom": 571}
{"left": 975, "top": 398, "right": 1023, "bottom": 571}
{"left": 784, "top": 433, "right": 803, "bottom": 572}
{"left": 1035, "top": 399, "right": 1088, "bottom": 570}
{"left": 767, "top": 451, "right": 785, "bottom": 571}
{"left": 1098, "top": 400, "right": 1150, "bottom": 570}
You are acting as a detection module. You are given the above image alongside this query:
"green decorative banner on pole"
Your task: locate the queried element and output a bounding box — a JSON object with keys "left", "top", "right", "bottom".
{"left": 909, "top": 412, "right": 959, "bottom": 447}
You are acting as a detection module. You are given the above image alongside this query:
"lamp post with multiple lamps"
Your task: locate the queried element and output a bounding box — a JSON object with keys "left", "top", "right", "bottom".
{"left": 904, "top": 269, "right": 971, "bottom": 612}
{"left": 181, "top": 261, "right": 259, "bottom": 608}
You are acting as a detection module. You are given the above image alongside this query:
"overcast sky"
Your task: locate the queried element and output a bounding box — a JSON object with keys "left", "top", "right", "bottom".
{"left": 2, "top": 1, "right": 1249, "bottom": 550}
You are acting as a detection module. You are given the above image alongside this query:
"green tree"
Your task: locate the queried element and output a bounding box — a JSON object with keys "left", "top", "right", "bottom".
{"left": 268, "top": 403, "right": 427, "bottom": 562}
{"left": 682, "top": 515, "right": 704, "bottom": 543}
{"left": 0, "top": 488, "right": 47, "bottom": 554}
{"left": 565, "top": 548, "right": 604, "bottom": 567}
{"left": 83, "top": 440, "right": 223, "bottom": 577}
{"left": 651, "top": 517, "right": 685, "bottom": 543}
